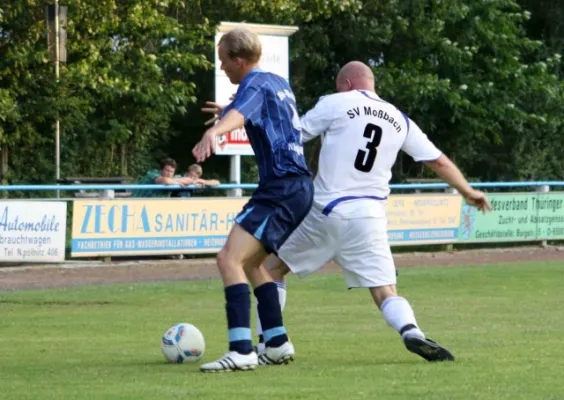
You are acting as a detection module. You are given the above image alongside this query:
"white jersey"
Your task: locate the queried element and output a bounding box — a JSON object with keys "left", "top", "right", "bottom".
{"left": 300, "top": 90, "right": 442, "bottom": 219}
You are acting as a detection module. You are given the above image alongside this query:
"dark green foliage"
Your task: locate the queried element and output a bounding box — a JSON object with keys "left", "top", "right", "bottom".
{"left": 1, "top": 0, "right": 562, "bottom": 192}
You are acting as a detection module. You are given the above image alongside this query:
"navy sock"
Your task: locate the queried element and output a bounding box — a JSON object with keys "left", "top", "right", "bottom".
{"left": 225, "top": 283, "right": 253, "bottom": 354}
{"left": 254, "top": 282, "right": 288, "bottom": 348}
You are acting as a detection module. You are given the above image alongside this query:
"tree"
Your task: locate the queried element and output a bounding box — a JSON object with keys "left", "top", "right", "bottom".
{"left": 1, "top": 0, "right": 562, "bottom": 190}
{"left": 278, "top": 0, "right": 564, "bottom": 181}
{"left": 0, "top": 0, "right": 212, "bottom": 188}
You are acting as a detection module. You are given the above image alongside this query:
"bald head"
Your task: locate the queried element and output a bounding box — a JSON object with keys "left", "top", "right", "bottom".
{"left": 336, "top": 61, "right": 375, "bottom": 92}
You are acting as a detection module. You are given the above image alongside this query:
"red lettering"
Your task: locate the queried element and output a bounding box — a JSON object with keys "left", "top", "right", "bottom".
{"left": 228, "top": 128, "right": 250, "bottom": 144}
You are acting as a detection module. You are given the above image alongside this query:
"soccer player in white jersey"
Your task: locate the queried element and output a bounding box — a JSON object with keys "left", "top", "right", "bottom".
{"left": 253, "top": 61, "right": 492, "bottom": 363}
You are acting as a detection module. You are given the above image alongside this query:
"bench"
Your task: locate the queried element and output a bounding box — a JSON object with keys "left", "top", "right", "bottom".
{"left": 404, "top": 178, "right": 445, "bottom": 193}
{"left": 57, "top": 176, "right": 133, "bottom": 198}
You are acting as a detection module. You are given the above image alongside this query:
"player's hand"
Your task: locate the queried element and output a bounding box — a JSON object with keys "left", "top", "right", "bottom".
{"left": 201, "top": 101, "right": 224, "bottom": 126}
{"left": 178, "top": 177, "right": 195, "bottom": 186}
{"left": 192, "top": 129, "right": 217, "bottom": 163}
{"left": 464, "top": 190, "right": 492, "bottom": 214}
{"left": 201, "top": 94, "right": 235, "bottom": 126}
{"left": 196, "top": 179, "right": 220, "bottom": 187}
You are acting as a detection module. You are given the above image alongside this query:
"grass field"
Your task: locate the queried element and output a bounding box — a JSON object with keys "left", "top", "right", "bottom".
{"left": 1, "top": 261, "right": 563, "bottom": 400}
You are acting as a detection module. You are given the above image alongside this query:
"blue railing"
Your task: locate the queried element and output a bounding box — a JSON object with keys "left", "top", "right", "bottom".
{"left": 0, "top": 181, "right": 564, "bottom": 191}
{"left": 0, "top": 183, "right": 259, "bottom": 191}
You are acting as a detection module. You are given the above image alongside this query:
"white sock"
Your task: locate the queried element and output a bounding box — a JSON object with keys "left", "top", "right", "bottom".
{"left": 256, "top": 281, "right": 287, "bottom": 352}
{"left": 275, "top": 281, "right": 287, "bottom": 311}
{"left": 380, "top": 296, "right": 425, "bottom": 340}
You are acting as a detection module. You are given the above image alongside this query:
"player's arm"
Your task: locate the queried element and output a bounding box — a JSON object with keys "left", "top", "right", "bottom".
{"left": 196, "top": 178, "right": 220, "bottom": 187}
{"left": 201, "top": 87, "right": 261, "bottom": 143}
{"left": 154, "top": 176, "right": 193, "bottom": 186}
{"left": 206, "top": 109, "right": 245, "bottom": 137}
{"left": 424, "top": 155, "right": 472, "bottom": 197}
{"left": 201, "top": 93, "right": 236, "bottom": 126}
{"left": 401, "top": 118, "right": 492, "bottom": 213}
{"left": 219, "top": 86, "right": 264, "bottom": 133}
{"left": 300, "top": 95, "right": 336, "bottom": 143}
{"left": 425, "top": 155, "right": 492, "bottom": 213}
{"left": 153, "top": 176, "right": 177, "bottom": 185}
{"left": 193, "top": 86, "right": 263, "bottom": 162}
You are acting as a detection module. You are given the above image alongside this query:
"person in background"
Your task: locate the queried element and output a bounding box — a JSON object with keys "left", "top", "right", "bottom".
{"left": 185, "top": 164, "right": 221, "bottom": 187}
{"left": 174, "top": 164, "right": 221, "bottom": 198}
{"left": 133, "top": 158, "right": 195, "bottom": 198}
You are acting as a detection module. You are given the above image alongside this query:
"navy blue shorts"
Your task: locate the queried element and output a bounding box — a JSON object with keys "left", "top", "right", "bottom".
{"left": 235, "top": 175, "right": 314, "bottom": 254}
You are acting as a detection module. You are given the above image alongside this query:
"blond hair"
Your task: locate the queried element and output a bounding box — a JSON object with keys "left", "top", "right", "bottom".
{"left": 218, "top": 27, "right": 262, "bottom": 64}
{"left": 187, "top": 164, "right": 203, "bottom": 175}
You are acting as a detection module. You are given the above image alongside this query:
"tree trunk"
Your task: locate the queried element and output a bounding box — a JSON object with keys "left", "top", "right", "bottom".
{"left": 120, "top": 144, "right": 127, "bottom": 176}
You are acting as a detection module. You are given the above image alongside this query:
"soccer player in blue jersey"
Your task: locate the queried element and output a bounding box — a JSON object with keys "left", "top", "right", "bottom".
{"left": 192, "top": 27, "right": 313, "bottom": 373}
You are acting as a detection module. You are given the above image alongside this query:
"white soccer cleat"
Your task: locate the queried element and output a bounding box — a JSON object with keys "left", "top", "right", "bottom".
{"left": 200, "top": 351, "right": 258, "bottom": 373}
{"left": 258, "top": 341, "right": 295, "bottom": 365}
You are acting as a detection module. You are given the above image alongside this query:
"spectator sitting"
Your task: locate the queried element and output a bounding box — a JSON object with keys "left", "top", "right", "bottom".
{"left": 133, "top": 158, "right": 196, "bottom": 198}
{"left": 175, "top": 164, "right": 220, "bottom": 198}
{"left": 187, "top": 164, "right": 220, "bottom": 186}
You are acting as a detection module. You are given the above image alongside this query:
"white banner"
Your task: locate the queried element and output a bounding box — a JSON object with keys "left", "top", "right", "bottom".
{"left": 0, "top": 201, "right": 67, "bottom": 262}
{"left": 216, "top": 128, "right": 255, "bottom": 156}
{"left": 214, "top": 23, "right": 298, "bottom": 156}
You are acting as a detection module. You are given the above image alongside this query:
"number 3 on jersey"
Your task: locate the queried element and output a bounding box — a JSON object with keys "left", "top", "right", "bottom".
{"left": 354, "top": 123, "right": 383, "bottom": 172}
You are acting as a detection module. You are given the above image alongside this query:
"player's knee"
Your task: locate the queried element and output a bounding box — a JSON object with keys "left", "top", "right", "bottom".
{"left": 370, "top": 285, "right": 397, "bottom": 308}
{"left": 216, "top": 248, "right": 234, "bottom": 273}
{"left": 269, "top": 266, "right": 287, "bottom": 282}
{"left": 264, "top": 255, "right": 290, "bottom": 281}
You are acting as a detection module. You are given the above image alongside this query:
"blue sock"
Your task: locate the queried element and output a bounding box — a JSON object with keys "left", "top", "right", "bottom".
{"left": 225, "top": 283, "right": 253, "bottom": 354}
{"left": 254, "top": 282, "right": 288, "bottom": 348}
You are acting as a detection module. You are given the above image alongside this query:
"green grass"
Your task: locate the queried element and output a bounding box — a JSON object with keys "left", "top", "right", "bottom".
{"left": 1, "top": 261, "right": 563, "bottom": 400}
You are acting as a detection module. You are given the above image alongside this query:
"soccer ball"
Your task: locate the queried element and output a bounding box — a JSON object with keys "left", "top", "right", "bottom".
{"left": 161, "top": 323, "right": 205, "bottom": 364}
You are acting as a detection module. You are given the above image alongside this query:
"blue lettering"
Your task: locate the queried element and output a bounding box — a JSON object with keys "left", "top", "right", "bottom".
{"left": 0, "top": 207, "right": 60, "bottom": 233}
{"left": 191, "top": 213, "right": 198, "bottom": 231}
{"left": 80, "top": 205, "right": 93, "bottom": 233}
{"left": 155, "top": 214, "right": 163, "bottom": 232}
{"left": 210, "top": 213, "right": 218, "bottom": 231}
{"left": 176, "top": 214, "right": 185, "bottom": 231}
{"left": 94, "top": 205, "right": 105, "bottom": 233}
{"left": 122, "top": 205, "right": 134, "bottom": 233}
{"left": 199, "top": 211, "right": 208, "bottom": 231}
{"left": 225, "top": 212, "right": 236, "bottom": 229}
{"left": 108, "top": 205, "right": 117, "bottom": 233}
{"left": 0, "top": 207, "right": 6, "bottom": 231}
{"left": 165, "top": 215, "right": 174, "bottom": 232}
{"left": 138, "top": 206, "right": 151, "bottom": 233}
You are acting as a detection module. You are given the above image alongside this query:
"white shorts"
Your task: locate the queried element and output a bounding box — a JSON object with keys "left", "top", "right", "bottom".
{"left": 278, "top": 206, "right": 396, "bottom": 288}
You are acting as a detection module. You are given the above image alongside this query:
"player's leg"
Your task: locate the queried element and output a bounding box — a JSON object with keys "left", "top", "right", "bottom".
{"left": 369, "top": 284, "right": 422, "bottom": 338}
{"left": 225, "top": 176, "right": 311, "bottom": 367}
{"left": 369, "top": 284, "right": 454, "bottom": 362}
{"left": 244, "top": 252, "right": 292, "bottom": 365}
{"left": 255, "top": 207, "right": 338, "bottom": 358}
{"left": 255, "top": 254, "right": 290, "bottom": 353}
{"left": 199, "top": 222, "right": 266, "bottom": 373}
{"left": 337, "top": 217, "right": 454, "bottom": 362}
{"left": 243, "top": 176, "right": 318, "bottom": 365}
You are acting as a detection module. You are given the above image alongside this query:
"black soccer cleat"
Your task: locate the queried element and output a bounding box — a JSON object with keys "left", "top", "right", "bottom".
{"left": 403, "top": 336, "right": 455, "bottom": 362}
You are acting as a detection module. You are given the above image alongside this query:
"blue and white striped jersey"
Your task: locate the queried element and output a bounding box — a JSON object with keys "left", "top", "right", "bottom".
{"left": 223, "top": 69, "right": 311, "bottom": 183}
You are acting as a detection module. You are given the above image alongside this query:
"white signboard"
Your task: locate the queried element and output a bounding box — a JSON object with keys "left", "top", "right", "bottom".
{"left": 0, "top": 201, "right": 67, "bottom": 262}
{"left": 216, "top": 127, "right": 255, "bottom": 156}
{"left": 214, "top": 23, "right": 298, "bottom": 156}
